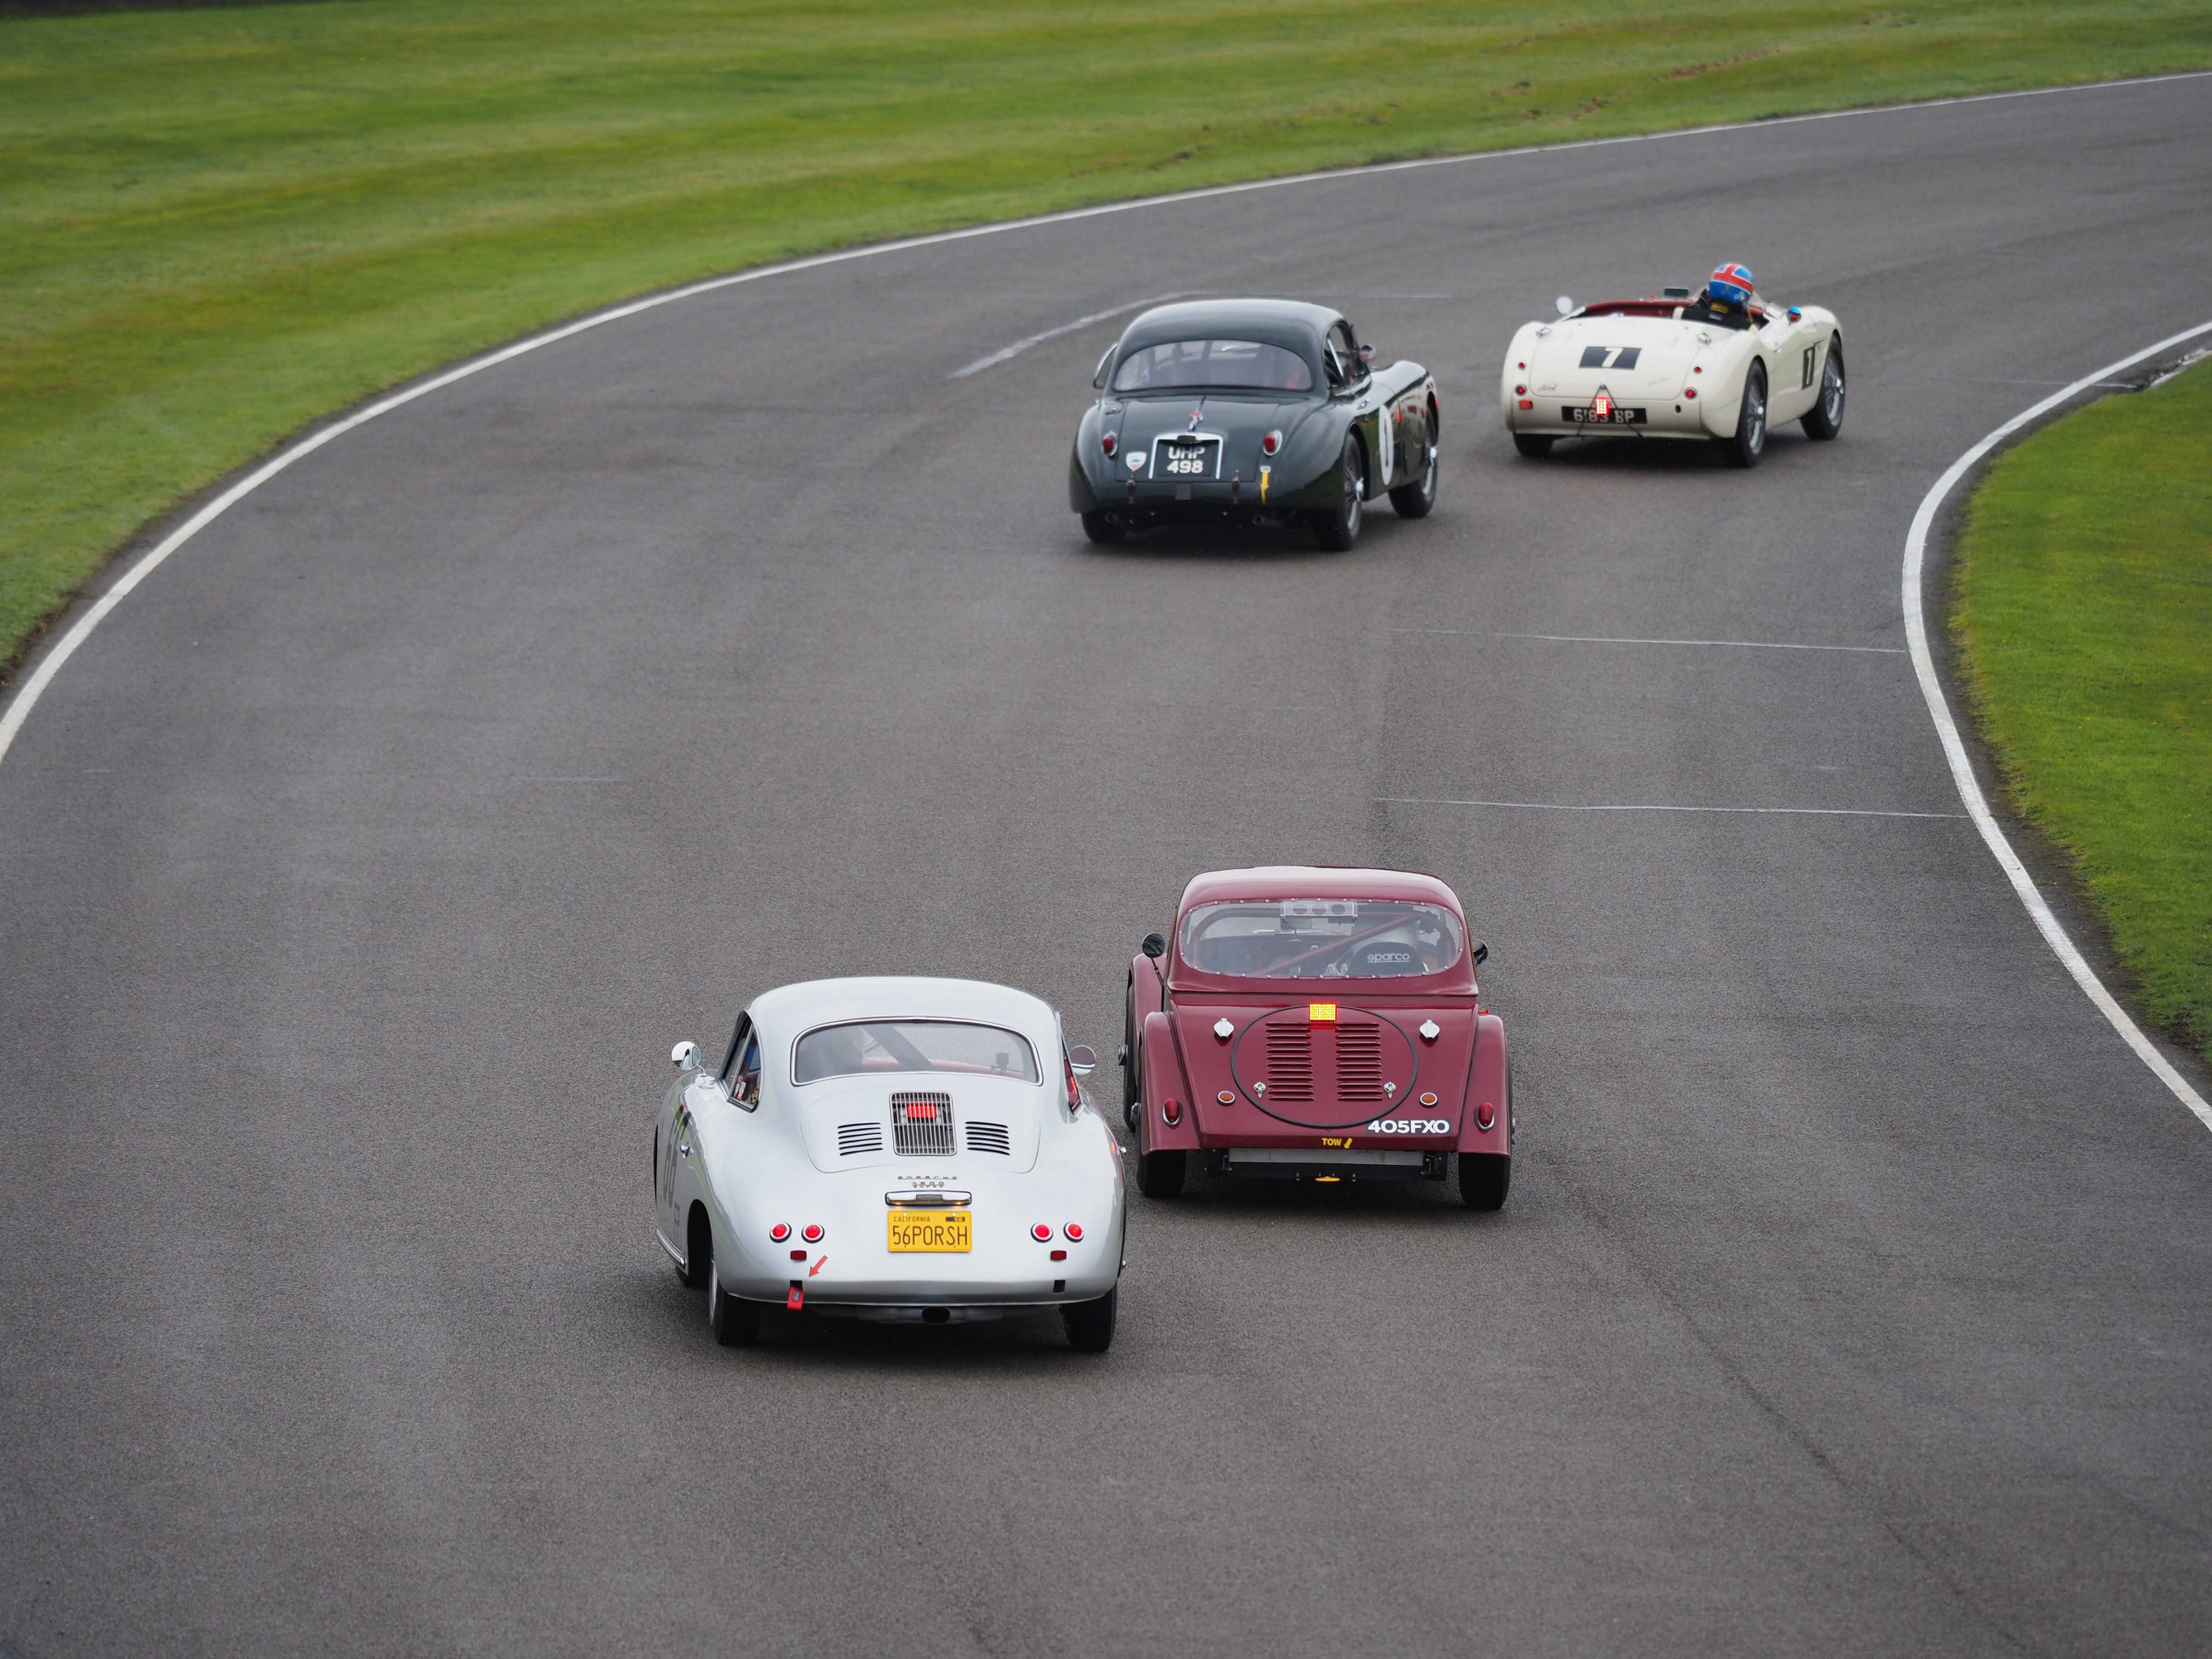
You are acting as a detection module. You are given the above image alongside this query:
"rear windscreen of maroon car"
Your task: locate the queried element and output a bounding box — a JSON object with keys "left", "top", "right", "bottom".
{"left": 1112, "top": 339, "right": 1314, "bottom": 394}
{"left": 1180, "top": 900, "right": 1464, "bottom": 981}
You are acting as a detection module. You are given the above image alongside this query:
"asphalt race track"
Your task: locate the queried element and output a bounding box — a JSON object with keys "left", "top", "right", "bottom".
{"left": 6, "top": 77, "right": 2211, "bottom": 1657}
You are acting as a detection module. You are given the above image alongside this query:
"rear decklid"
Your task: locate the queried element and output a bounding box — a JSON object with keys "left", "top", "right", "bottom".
{"left": 1527, "top": 313, "right": 1700, "bottom": 404}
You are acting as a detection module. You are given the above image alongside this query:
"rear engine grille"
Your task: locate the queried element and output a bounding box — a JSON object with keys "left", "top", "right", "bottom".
{"left": 1264, "top": 1024, "right": 1313, "bottom": 1102}
{"left": 837, "top": 1122, "right": 885, "bottom": 1157}
{"left": 965, "top": 1121, "right": 1012, "bottom": 1157}
{"left": 891, "top": 1092, "right": 955, "bottom": 1157}
{"left": 1335, "top": 1021, "right": 1385, "bottom": 1101}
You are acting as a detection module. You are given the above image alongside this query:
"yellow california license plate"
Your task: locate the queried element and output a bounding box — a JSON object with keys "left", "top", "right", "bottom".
{"left": 887, "top": 1210, "right": 972, "bottom": 1253}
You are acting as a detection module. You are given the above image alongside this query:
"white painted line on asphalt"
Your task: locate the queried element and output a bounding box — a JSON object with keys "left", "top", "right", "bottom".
{"left": 1378, "top": 798, "right": 1965, "bottom": 818}
{"left": 4, "top": 67, "right": 2206, "bottom": 778}
{"left": 950, "top": 294, "right": 1185, "bottom": 378}
{"left": 1902, "top": 318, "right": 2212, "bottom": 1132}
{"left": 1398, "top": 629, "right": 1906, "bottom": 654}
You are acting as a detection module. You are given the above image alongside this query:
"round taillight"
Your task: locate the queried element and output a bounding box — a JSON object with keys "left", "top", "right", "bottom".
{"left": 1516, "top": 360, "right": 1525, "bottom": 370}
{"left": 1476, "top": 1102, "right": 1497, "bottom": 1132}
{"left": 1101, "top": 431, "right": 1117, "bottom": 457}
{"left": 801, "top": 1223, "right": 824, "bottom": 1243}
{"left": 1064, "top": 1222, "right": 1085, "bottom": 1242}
{"left": 1031, "top": 1223, "right": 1053, "bottom": 1242}
{"left": 1262, "top": 429, "right": 1281, "bottom": 455}
{"left": 1514, "top": 384, "right": 1526, "bottom": 396}
{"left": 769, "top": 1222, "right": 791, "bottom": 1242}
{"left": 1684, "top": 387, "right": 1697, "bottom": 399}
{"left": 1162, "top": 1098, "right": 1182, "bottom": 1125}
{"left": 1692, "top": 366, "right": 1702, "bottom": 374}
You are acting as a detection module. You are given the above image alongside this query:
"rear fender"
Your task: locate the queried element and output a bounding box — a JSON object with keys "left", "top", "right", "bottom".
{"left": 1140, "top": 1009, "right": 1202, "bottom": 1153}
{"left": 1130, "top": 952, "right": 1165, "bottom": 1023}
{"left": 1457, "top": 1014, "right": 1511, "bottom": 1154}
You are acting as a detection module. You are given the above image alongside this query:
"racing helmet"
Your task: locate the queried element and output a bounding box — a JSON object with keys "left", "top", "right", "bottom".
{"left": 1705, "top": 261, "right": 1756, "bottom": 308}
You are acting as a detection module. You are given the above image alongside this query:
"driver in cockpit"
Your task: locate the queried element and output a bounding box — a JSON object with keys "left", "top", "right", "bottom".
{"left": 1683, "top": 261, "right": 1758, "bottom": 329}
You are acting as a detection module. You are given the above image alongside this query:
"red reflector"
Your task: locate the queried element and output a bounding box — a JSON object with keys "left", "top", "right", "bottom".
{"left": 1031, "top": 1223, "right": 1053, "bottom": 1242}
{"left": 790, "top": 1249, "right": 806, "bottom": 1261}
{"left": 768, "top": 1222, "right": 791, "bottom": 1242}
{"left": 1051, "top": 1249, "right": 1067, "bottom": 1262}
{"left": 801, "top": 1223, "right": 824, "bottom": 1243}
{"left": 1065, "top": 1222, "right": 1085, "bottom": 1242}
{"left": 1162, "top": 1098, "right": 1182, "bottom": 1125}
{"left": 904, "top": 1102, "right": 936, "bottom": 1121}
{"left": 786, "top": 1286, "right": 804, "bottom": 1310}
{"left": 1476, "top": 1102, "right": 1497, "bottom": 1131}
{"left": 1101, "top": 431, "right": 1117, "bottom": 456}
{"left": 1518, "top": 399, "right": 1534, "bottom": 409}
{"left": 1263, "top": 429, "right": 1281, "bottom": 454}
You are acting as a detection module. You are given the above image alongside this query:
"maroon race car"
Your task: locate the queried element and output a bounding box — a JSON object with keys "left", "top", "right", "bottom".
{"left": 1121, "top": 866, "right": 1512, "bottom": 1210}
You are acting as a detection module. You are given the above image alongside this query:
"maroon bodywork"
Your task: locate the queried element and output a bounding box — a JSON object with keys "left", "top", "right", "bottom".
{"left": 1124, "top": 866, "right": 1512, "bottom": 1208}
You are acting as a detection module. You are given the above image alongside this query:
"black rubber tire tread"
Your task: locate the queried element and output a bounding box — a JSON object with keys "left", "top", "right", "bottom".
{"left": 1122, "top": 979, "right": 1141, "bottom": 1131}
{"left": 1721, "top": 361, "right": 1767, "bottom": 468}
{"left": 710, "top": 1270, "right": 761, "bottom": 1347}
{"left": 1310, "top": 435, "right": 1364, "bottom": 550}
{"left": 1062, "top": 1287, "right": 1118, "bottom": 1353}
{"left": 1136, "top": 1148, "right": 1186, "bottom": 1199}
{"left": 1801, "top": 336, "right": 1845, "bottom": 441}
{"left": 682, "top": 1202, "right": 712, "bottom": 1289}
{"left": 1388, "top": 418, "right": 1439, "bottom": 518}
{"left": 1460, "top": 1153, "right": 1512, "bottom": 1211}
{"left": 1512, "top": 432, "right": 1553, "bottom": 459}
{"left": 1080, "top": 511, "right": 1125, "bottom": 544}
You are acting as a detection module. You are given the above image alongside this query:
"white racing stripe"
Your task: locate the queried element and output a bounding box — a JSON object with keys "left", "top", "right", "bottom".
{"left": 3, "top": 68, "right": 2207, "bottom": 781}
{"left": 1902, "top": 320, "right": 2212, "bottom": 1131}
{"left": 949, "top": 293, "right": 1184, "bottom": 379}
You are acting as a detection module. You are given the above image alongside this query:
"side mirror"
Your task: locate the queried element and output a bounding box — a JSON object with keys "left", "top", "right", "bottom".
{"left": 1140, "top": 932, "right": 1167, "bottom": 959}
{"left": 671, "top": 1040, "right": 701, "bottom": 1070}
{"left": 1555, "top": 295, "right": 1573, "bottom": 317}
{"left": 1472, "top": 943, "right": 1488, "bottom": 966}
{"left": 1068, "top": 1044, "right": 1098, "bottom": 1077}
{"left": 1093, "top": 347, "right": 1115, "bottom": 390}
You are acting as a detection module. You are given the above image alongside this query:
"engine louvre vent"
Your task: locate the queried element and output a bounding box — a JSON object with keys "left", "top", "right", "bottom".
{"left": 1264, "top": 1023, "right": 1314, "bottom": 1102}
{"left": 965, "top": 1121, "right": 1012, "bottom": 1157}
{"left": 837, "top": 1122, "right": 885, "bottom": 1157}
{"left": 1335, "top": 1021, "right": 1385, "bottom": 1101}
{"left": 891, "top": 1091, "right": 956, "bottom": 1157}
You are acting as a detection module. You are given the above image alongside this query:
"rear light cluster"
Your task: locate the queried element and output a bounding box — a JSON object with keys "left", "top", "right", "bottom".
{"left": 1161, "top": 1097, "right": 1182, "bottom": 1125}
{"left": 769, "top": 1221, "right": 826, "bottom": 1243}
{"left": 1475, "top": 1102, "right": 1498, "bottom": 1132}
{"left": 1101, "top": 431, "right": 1117, "bottom": 457}
{"left": 1262, "top": 429, "right": 1282, "bottom": 455}
{"left": 1030, "top": 1222, "right": 1086, "bottom": 1241}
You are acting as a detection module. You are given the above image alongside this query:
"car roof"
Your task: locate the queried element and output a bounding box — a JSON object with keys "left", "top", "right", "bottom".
{"left": 747, "top": 976, "right": 1057, "bottom": 1047}
{"left": 1176, "top": 865, "right": 1465, "bottom": 915}
{"left": 1119, "top": 298, "right": 1341, "bottom": 356}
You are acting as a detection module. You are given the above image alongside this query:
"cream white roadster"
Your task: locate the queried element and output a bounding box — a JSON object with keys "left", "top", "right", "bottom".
{"left": 1500, "top": 283, "right": 1843, "bottom": 466}
{"left": 654, "top": 977, "right": 1126, "bottom": 1349}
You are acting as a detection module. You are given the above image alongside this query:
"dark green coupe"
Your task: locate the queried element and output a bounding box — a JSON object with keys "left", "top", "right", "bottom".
{"left": 1068, "top": 300, "right": 1440, "bottom": 550}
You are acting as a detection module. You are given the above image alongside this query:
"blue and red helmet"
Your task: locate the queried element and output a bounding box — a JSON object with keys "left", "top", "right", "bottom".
{"left": 1706, "top": 262, "right": 1755, "bottom": 307}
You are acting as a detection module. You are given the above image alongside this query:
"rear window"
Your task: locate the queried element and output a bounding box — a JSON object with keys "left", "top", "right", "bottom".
{"left": 1112, "top": 338, "right": 1313, "bottom": 394}
{"left": 1181, "top": 899, "right": 1464, "bottom": 981}
{"left": 793, "top": 1020, "right": 1040, "bottom": 1085}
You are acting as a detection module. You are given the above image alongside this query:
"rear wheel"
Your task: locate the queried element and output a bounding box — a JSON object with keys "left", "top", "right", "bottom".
{"left": 681, "top": 1203, "right": 712, "bottom": 1289}
{"left": 1121, "top": 981, "right": 1140, "bottom": 1133}
{"left": 1801, "top": 337, "right": 1845, "bottom": 440}
{"left": 1309, "top": 436, "right": 1364, "bottom": 550}
{"left": 1080, "top": 511, "right": 1125, "bottom": 545}
{"left": 1459, "top": 1153, "right": 1512, "bottom": 1211}
{"left": 1512, "top": 433, "right": 1554, "bottom": 459}
{"left": 1062, "top": 1287, "right": 1118, "bottom": 1352}
{"left": 1389, "top": 419, "right": 1439, "bottom": 518}
{"left": 1136, "top": 1148, "right": 1186, "bottom": 1199}
{"left": 708, "top": 1263, "right": 760, "bottom": 1347}
{"left": 1720, "top": 361, "right": 1767, "bottom": 468}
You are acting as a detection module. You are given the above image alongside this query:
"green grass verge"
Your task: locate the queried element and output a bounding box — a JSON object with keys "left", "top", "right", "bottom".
{"left": 1952, "top": 359, "right": 2212, "bottom": 1065}
{"left": 5, "top": 2, "right": 2210, "bottom": 674}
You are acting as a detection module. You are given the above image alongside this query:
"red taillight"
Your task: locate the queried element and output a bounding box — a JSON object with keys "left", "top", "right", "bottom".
{"left": 1162, "top": 1098, "right": 1182, "bottom": 1125}
{"left": 904, "top": 1101, "right": 936, "bottom": 1121}
{"left": 1101, "top": 431, "right": 1117, "bottom": 457}
{"left": 1262, "top": 429, "right": 1281, "bottom": 455}
{"left": 1051, "top": 1248, "right": 1067, "bottom": 1262}
{"left": 790, "top": 1249, "right": 806, "bottom": 1261}
{"left": 1031, "top": 1223, "right": 1053, "bottom": 1242}
{"left": 1476, "top": 1102, "right": 1497, "bottom": 1132}
{"left": 1514, "top": 384, "right": 1526, "bottom": 395}
{"left": 769, "top": 1222, "right": 791, "bottom": 1242}
{"left": 1065, "top": 1222, "right": 1085, "bottom": 1242}
{"left": 1518, "top": 399, "right": 1534, "bottom": 410}
{"left": 1684, "top": 387, "right": 1697, "bottom": 399}
{"left": 801, "top": 1223, "right": 824, "bottom": 1243}
{"left": 1692, "top": 365, "right": 1702, "bottom": 374}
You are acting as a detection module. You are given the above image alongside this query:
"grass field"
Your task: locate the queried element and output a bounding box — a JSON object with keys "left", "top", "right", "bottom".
{"left": 5, "top": 2, "right": 2210, "bottom": 674}
{"left": 1952, "top": 360, "right": 2212, "bottom": 1065}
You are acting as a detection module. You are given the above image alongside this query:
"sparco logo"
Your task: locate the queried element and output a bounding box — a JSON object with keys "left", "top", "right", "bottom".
{"left": 1367, "top": 1118, "right": 1451, "bottom": 1135}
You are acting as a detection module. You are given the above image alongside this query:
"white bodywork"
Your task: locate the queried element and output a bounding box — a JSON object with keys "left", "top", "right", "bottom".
{"left": 653, "top": 976, "right": 1125, "bottom": 1320}
{"left": 1500, "top": 293, "right": 1841, "bottom": 445}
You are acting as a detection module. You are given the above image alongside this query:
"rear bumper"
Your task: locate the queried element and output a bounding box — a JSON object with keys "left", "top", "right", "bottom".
{"left": 1207, "top": 1147, "right": 1450, "bottom": 1182}
{"left": 1072, "top": 453, "right": 1339, "bottom": 516}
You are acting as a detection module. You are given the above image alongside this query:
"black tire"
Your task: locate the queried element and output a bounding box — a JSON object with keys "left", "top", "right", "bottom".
{"left": 1388, "top": 419, "right": 1439, "bottom": 518}
{"left": 681, "top": 1203, "right": 712, "bottom": 1289}
{"left": 1080, "top": 511, "right": 1125, "bottom": 545}
{"left": 1720, "top": 361, "right": 1767, "bottom": 468}
{"left": 1062, "top": 1287, "right": 1118, "bottom": 1353}
{"left": 1459, "top": 1153, "right": 1512, "bottom": 1211}
{"left": 1136, "top": 1147, "right": 1186, "bottom": 1199}
{"left": 1801, "top": 336, "right": 1845, "bottom": 441}
{"left": 708, "top": 1264, "right": 761, "bottom": 1347}
{"left": 1121, "top": 980, "right": 1140, "bottom": 1132}
{"left": 1512, "top": 432, "right": 1553, "bottom": 459}
{"left": 1309, "top": 435, "right": 1364, "bottom": 550}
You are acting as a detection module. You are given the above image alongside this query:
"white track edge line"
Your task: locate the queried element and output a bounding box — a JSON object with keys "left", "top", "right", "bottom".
{"left": 2, "top": 66, "right": 2206, "bottom": 780}
{"left": 1902, "top": 319, "right": 2212, "bottom": 1131}
{"left": 1394, "top": 629, "right": 1907, "bottom": 653}
{"left": 1377, "top": 798, "right": 1964, "bottom": 818}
